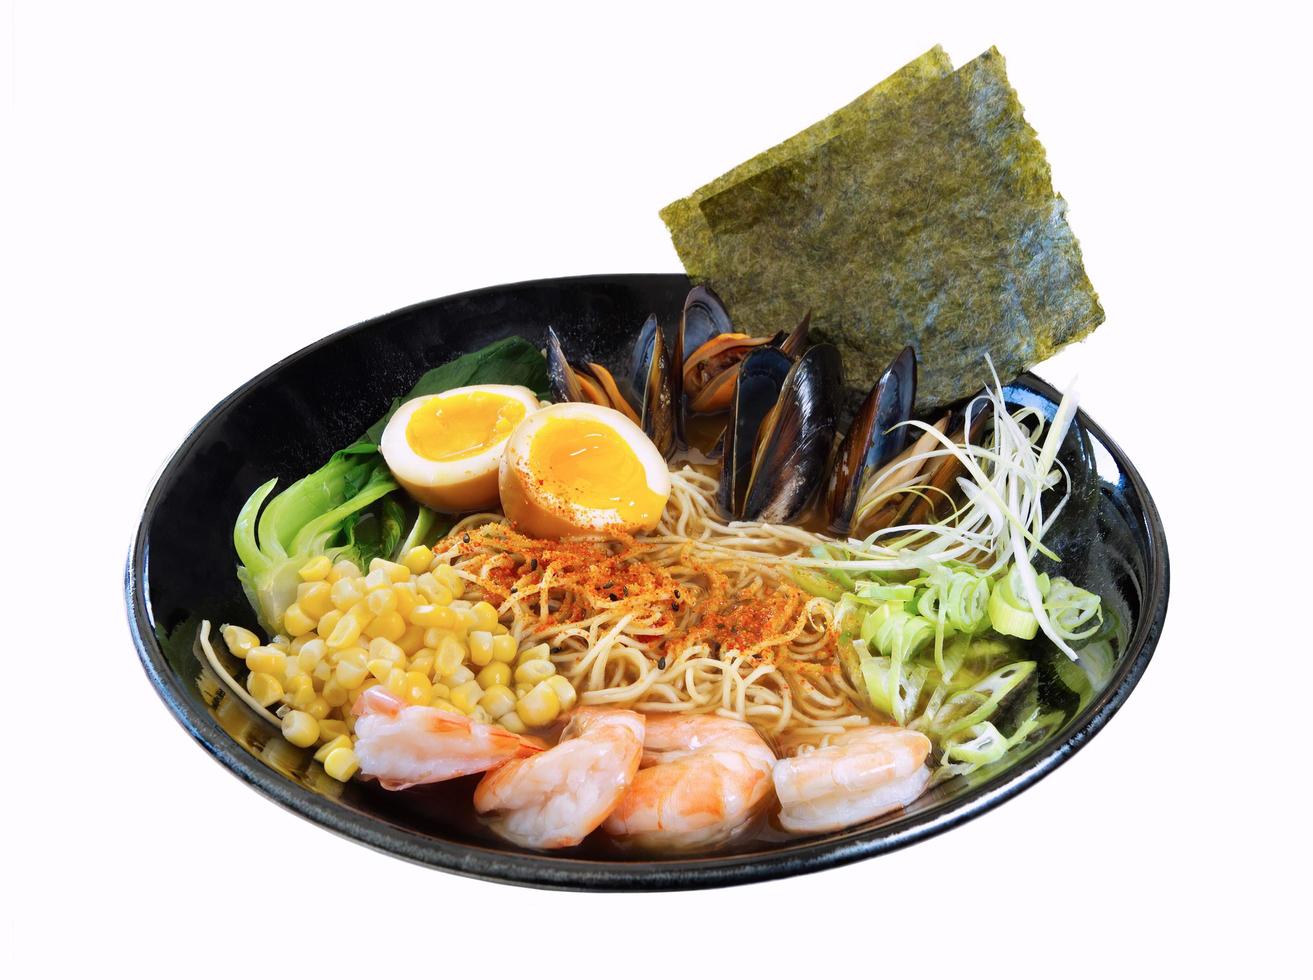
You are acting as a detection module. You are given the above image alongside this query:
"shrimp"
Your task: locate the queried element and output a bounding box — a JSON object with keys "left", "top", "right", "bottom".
{"left": 603, "top": 714, "right": 776, "bottom": 851}
{"left": 772, "top": 726, "right": 932, "bottom": 835}
{"left": 473, "top": 707, "right": 645, "bottom": 849}
{"left": 352, "top": 687, "right": 544, "bottom": 790}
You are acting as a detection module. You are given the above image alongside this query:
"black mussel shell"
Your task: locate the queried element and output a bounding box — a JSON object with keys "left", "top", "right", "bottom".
{"left": 717, "top": 346, "right": 792, "bottom": 519}
{"left": 546, "top": 326, "right": 585, "bottom": 404}
{"left": 741, "top": 344, "right": 843, "bottom": 524}
{"left": 777, "top": 311, "right": 812, "bottom": 360}
{"left": 675, "top": 286, "right": 734, "bottom": 440}
{"left": 826, "top": 345, "right": 917, "bottom": 535}
{"left": 630, "top": 314, "right": 675, "bottom": 457}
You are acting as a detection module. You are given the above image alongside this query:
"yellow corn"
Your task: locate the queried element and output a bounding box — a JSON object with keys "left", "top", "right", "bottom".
{"left": 403, "top": 671, "right": 432, "bottom": 704}
{"left": 366, "top": 587, "right": 398, "bottom": 616}
{"left": 444, "top": 664, "right": 475, "bottom": 687}
{"left": 220, "top": 624, "right": 260, "bottom": 657}
{"left": 435, "top": 636, "right": 467, "bottom": 676}
{"left": 297, "top": 581, "right": 335, "bottom": 619}
{"left": 287, "top": 674, "right": 315, "bottom": 704}
{"left": 329, "top": 559, "right": 361, "bottom": 583}
{"left": 468, "top": 630, "right": 495, "bottom": 666}
{"left": 397, "top": 623, "right": 427, "bottom": 655}
{"left": 470, "top": 705, "right": 492, "bottom": 724}
{"left": 283, "top": 602, "right": 316, "bottom": 637}
{"left": 371, "top": 557, "right": 412, "bottom": 583}
{"left": 246, "top": 646, "right": 287, "bottom": 676}
{"left": 314, "top": 733, "right": 352, "bottom": 762}
{"left": 434, "top": 564, "right": 463, "bottom": 596}
{"left": 268, "top": 635, "right": 291, "bottom": 650}
{"left": 298, "top": 555, "right": 333, "bottom": 582}
{"left": 514, "top": 659, "right": 556, "bottom": 685}
{"left": 323, "top": 746, "right": 360, "bottom": 782}
{"left": 368, "top": 658, "right": 394, "bottom": 682}
{"left": 326, "top": 604, "right": 371, "bottom": 650}
{"left": 367, "top": 610, "right": 406, "bottom": 642}
{"left": 514, "top": 682, "right": 532, "bottom": 699}
{"left": 331, "top": 577, "right": 366, "bottom": 611}
{"left": 312, "top": 660, "right": 333, "bottom": 683}
{"left": 546, "top": 675, "right": 577, "bottom": 712}
{"left": 491, "top": 623, "right": 510, "bottom": 636}
{"left": 517, "top": 643, "right": 551, "bottom": 665}
{"left": 316, "top": 608, "right": 343, "bottom": 640}
{"left": 281, "top": 710, "right": 320, "bottom": 747}
{"left": 410, "top": 604, "right": 458, "bottom": 630}
{"left": 393, "top": 582, "right": 418, "bottom": 617}
{"left": 430, "top": 698, "right": 459, "bottom": 713}
{"left": 246, "top": 672, "right": 283, "bottom": 707}
{"left": 335, "top": 658, "right": 368, "bottom": 690}
{"left": 364, "top": 568, "right": 393, "bottom": 592}
{"left": 517, "top": 681, "right": 561, "bottom": 728}
{"left": 297, "top": 638, "right": 326, "bottom": 671}
{"left": 368, "top": 637, "right": 405, "bottom": 665}
{"left": 415, "top": 572, "right": 453, "bottom": 606}
{"left": 496, "top": 710, "right": 527, "bottom": 734}
{"left": 476, "top": 661, "right": 511, "bottom": 689}
{"left": 403, "top": 546, "right": 434, "bottom": 575}
{"left": 429, "top": 682, "right": 451, "bottom": 703}
{"left": 409, "top": 652, "right": 435, "bottom": 677}
{"left": 317, "top": 719, "right": 348, "bottom": 741}
{"left": 450, "top": 680, "right": 484, "bottom": 714}
{"left": 491, "top": 634, "right": 518, "bottom": 663}
{"left": 471, "top": 601, "right": 499, "bottom": 632}
{"left": 321, "top": 678, "right": 348, "bottom": 707}
{"left": 479, "top": 684, "right": 516, "bottom": 719}
{"left": 305, "top": 696, "right": 331, "bottom": 720}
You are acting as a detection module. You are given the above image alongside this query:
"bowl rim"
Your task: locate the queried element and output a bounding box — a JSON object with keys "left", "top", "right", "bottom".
{"left": 124, "top": 272, "right": 1169, "bottom": 891}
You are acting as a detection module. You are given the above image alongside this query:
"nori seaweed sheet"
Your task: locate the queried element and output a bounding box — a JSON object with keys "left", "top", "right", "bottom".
{"left": 660, "top": 46, "right": 953, "bottom": 282}
{"left": 661, "top": 47, "right": 1104, "bottom": 412}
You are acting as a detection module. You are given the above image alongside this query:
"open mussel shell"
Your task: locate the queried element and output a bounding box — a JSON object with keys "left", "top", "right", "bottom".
{"left": 675, "top": 286, "right": 734, "bottom": 439}
{"left": 825, "top": 345, "right": 916, "bottom": 535}
{"left": 717, "top": 346, "right": 793, "bottom": 518}
{"left": 546, "top": 326, "right": 586, "bottom": 404}
{"left": 893, "top": 400, "right": 989, "bottom": 528}
{"left": 740, "top": 344, "right": 843, "bottom": 524}
{"left": 630, "top": 314, "right": 675, "bottom": 457}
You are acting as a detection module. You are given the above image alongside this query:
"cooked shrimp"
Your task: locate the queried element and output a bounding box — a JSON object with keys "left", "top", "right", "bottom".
{"left": 603, "top": 713, "right": 776, "bottom": 850}
{"left": 473, "top": 707, "right": 645, "bottom": 849}
{"left": 773, "top": 726, "right": 932, "bottom": 834}
{"left": 352, "top": 687, "right": 544, "bottom": 790}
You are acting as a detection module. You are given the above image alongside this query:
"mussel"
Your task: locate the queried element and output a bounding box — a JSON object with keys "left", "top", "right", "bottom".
{"left": 717, "top": 344, "right": 842, "bottom": 523}
{"left": 824, "top": 346, "right": 917, "bottom": 535}
{"left": 677, "top": 286, "right": 812, "bottom": 419}
{"left": 547, "top": 322, "right": 675, "bottom": 457}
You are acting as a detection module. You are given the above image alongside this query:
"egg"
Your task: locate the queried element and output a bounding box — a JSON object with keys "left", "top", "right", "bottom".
{"left": 499, "top": 402, "right": 672, "bottom": 538}
{"left": 380, "top": 384, "right": 541, "bottom": 512}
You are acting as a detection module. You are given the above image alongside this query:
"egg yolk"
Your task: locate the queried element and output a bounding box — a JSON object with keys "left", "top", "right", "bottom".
{"left": 405, "top": 391, "right": 527, "bottom": 462}
{"left": 527, "top": 417, "right": 665, "bottom": 526}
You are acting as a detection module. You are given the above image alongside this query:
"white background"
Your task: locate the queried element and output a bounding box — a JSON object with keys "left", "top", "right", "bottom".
{"left": 4, "top": 2, "right": 1307, "bottom": 976}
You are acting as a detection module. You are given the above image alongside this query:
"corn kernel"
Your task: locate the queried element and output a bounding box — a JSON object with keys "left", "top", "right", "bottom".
{"left": 269, "top": 635, "right": 291, "bottom": 650}
{"left": 468, "top": 630, "right": 495, "bottom": 666}
{"left": 363, "top": 568, "right": 392, "bottom": 592}
{"left": 334, "top": 645, "right": 367, "bottom": 668}
{"left": 434, "top": 564, "right": 463, "bottom": 596}
{"left": 491, "top": 622, "right": 510, "bottom": 635}
{"left": 323, "top": 746, "right": 360, "bottom": 781}
{"left": 546, "top": 675, "right": 577, "bottom": 712}
{"left": 335, "top": 659, "right": 368, "bottom": 690}
{"left": 281, "top": 710, "right": 320, "bottom": 747}
{"left": 220, "top": 624, "right": 260, "bottom": 656}
{"left": 327, "top": 605, "right": 371, "bottom": 650}
{"left": 470, "top": 705, "right": 492, "bottom": 724}
{"left": 450, "top": 680, "right": 484, "bottom": 714}
{"left": 287, "top": 673, "right": 314, "bottom": 701}
{"left": 283, "top": 602, "right": 316, "bottom": 637}
{"left": 517, "top": 682, "right": 561, "bottom": 727}
{"left": 514, "top": 682, "right": 532, "bottom": 698}
{"left": 366, "top": 610, "right": 406, "bottom": 642}
{"left": 517, "top": 643, "right": 551, "bottom": 665}
{"left": 415, "top": 572, "right": 453, "bottom": 605}
{"left": 318, "top": 719, "right": 348, "bottom": 741}
{"left": 320, "top": 678, "right": 347, "bottom": 708}
{"left": 297, "top": 581, "right": 335, "bottom": 619}
{"left": 331, "top": 577, "right": 366, "bottom": 611}
{"left": 514, "top": 659, "right": 556, "bottom": 685}
{"left": 329, "top": 559, "right": 361, "bottom": 583}
{"left": 371, "top": 557, "right": 412, "bottom": 583}
{"left": 368, "top": 658, "right": 394, "bottom": 682}
{"left": 477, "top": 662, "right": 512, "bottom": 689}
{"left": 491, "top": 634, "right": 518, "bottom": 663}
{"left": 479, "top": 684, "right": 516, "bottom": 719}
{"left": 471, "top": 601, "right": 499, "bottom": 631}
{"left": 246, "top": 646, "right": 287, "bottom": 676}
{"left": 305, "top": 696, "right": 331, "bottom": 720}
{"left": 410, "top": 604, "right": 458, "bottom": 630}
{"left": 429, "top": 682, "right": 451, "bottom": 702}
{"left": 444, "top": 664, "right": 475, "bottom": 687}
{"left": 392, "top": 582, "right": 418, "bottom": 617}
{"left": 367, "top": 637, "right": 404, "bottom": 665}
{"left": 403, "top": 671, "right": 432, "bottom": 704}
{"left": 384, "top": 667, "right": 408, "bottom": 697}
{"left": 298, "top": 555, "right": 333, "bottom": 582}
{"left": 247, "top": 671, "right": 283, "bottom": 707}
{"left": 403, "top": 546, "right": 435, "bottom": 575}
{"left": 430, "top": 698, "right": 459, "bottom": 713}
{"left": 314, "top": 733, "right": 352, "bottom": 762}
{"left": 316, "top": 608, "right": 343, "bottom": 640}
{"left": 312, "top": 660, "right": 333, "bottom": 683}
{"left": 297, "top": 638, "right": 326, "bottom": 671}
{"left": 397, "top": 623, "right": 426, "bottom": 655}
{"left": 409, "top": 652, "right": 435, "bottom": 677}
{"left": 366, "top": 587, "right": 398, "bottom": 616}
{"left": 289, "top": 633, "right": 314, "bottom": 655}
{"left": 496, "top": 710, "right": 527, "bottom": 734}
{"left": 435, "top": 636, "right": 467, "bottom": 675}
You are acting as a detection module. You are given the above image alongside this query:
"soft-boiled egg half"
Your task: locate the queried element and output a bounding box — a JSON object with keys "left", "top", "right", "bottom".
{"left": 380, "top": 384, "right": 541, "bottom": 512}
{"left": 499, "top": 402, "right": 672, "bottom": 538}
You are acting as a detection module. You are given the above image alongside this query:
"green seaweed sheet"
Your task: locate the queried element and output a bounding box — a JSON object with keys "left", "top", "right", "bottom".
{"left": 661, "top": 47, "right": 1104, "bottom": 411}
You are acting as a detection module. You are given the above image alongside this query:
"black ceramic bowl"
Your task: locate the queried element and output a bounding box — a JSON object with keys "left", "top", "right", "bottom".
{"left": 126, "top": 273, "right": 1168, "bottom": 890}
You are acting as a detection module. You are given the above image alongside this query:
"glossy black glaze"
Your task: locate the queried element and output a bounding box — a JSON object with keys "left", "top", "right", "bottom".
{"left": 125, "top": 273, "right": 1169, "bottom": 891}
